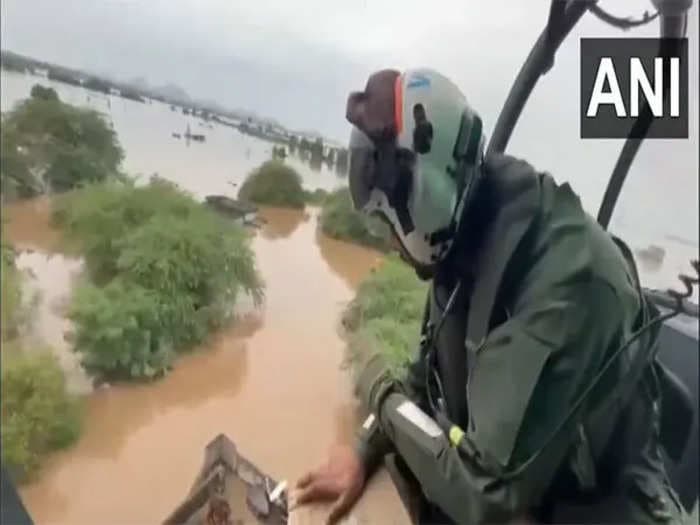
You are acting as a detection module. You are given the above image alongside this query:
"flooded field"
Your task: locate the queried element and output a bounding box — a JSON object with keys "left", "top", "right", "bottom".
{"left": 4, "top": 199, "right": 407, "bottom": 524}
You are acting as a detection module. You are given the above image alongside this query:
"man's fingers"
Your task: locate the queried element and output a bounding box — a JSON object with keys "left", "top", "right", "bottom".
{"left": 295, "top": 471, "right": 316, "bottom": 489}
{"left": 294, "top": 479, "right": 338, "bottom": 506}
{"left": 326, "top": 489, "right": 355, "bottom": 525}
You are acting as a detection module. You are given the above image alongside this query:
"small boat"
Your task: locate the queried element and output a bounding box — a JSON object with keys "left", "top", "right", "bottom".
{"left": 205, "top": 195, "right": 258, "bottom": 223}
{"left": 163, "top": 434, "right": 288, "bottom": 525}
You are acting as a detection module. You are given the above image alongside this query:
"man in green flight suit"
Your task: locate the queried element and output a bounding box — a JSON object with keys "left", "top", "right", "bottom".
{"left": 293, "top": 68, "right": 687, "bottom": 524}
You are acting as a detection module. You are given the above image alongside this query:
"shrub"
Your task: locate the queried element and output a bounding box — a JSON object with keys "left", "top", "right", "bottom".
{"left": 30, "top": 84, "right": 59, "bottom": 102}
{"left": 115, "top": 212, "right": 261, "bottom": 343}
{"left": 53, "top": 181, "right": 203, "bottom": 281}
{"left": 319, "top": 188, "right": 391, "bottom": 250}
{"left": 343, "top": 256, "right": 427, "bottom": 378}
{"left": 55, "top": 180, "right": 264, "bottom": 381}
{"left": 303, "top": 188, "right": 330, "bottom": 205}
{"left": 1, "top": 235, "right": 23, "bottom": 340}
{"left": 1, "top": 352, "right": 82, "bottom": 483}
{"left": 0, "top": 92, "right": 124, "bottom": 199}
{"left": 68, "top": 280, "right": 175, "bottom": 380}
{"left": 238, "top": 160, "right": 306, "bottom": 208}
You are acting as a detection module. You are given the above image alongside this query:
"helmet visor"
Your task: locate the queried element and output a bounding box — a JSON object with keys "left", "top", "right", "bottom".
{"left": 348, "top": 126, "right": 376, "bottom": 211}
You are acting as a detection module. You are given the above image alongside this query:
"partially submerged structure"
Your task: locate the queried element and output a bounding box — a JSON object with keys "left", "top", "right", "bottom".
{"left": 163, "top": 434, "right": 288, "bottom": 525}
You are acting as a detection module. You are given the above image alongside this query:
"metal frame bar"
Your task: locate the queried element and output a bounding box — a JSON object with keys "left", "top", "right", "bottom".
{"left": 596, "top": 12, "right": 690, "bottom": 228}
{"left": 486, "top": 0, "right": 594, "bottom": 156}
{"left": 486, "top": 0, "right": 691, "bottom": 231}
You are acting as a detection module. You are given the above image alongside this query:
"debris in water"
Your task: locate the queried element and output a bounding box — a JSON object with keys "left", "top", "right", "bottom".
{"left": 205, "top": 195, "right": 260, "bottom": 227}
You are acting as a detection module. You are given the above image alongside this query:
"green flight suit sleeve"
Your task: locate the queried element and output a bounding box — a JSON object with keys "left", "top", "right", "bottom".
{"left": 354, "top": 293, "right": 432, "bottom": 475}
{"left": 374, "top": 279, "right": 629, "bottom": 523}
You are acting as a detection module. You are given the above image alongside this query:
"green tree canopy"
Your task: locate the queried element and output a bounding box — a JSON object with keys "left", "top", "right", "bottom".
{"left": 29, "top": 84, "right": 59, "bottom": 102}
{"left": 0, "top": 88, "right": 124, "bottom": 199}
{"left": 238, "top": 160, "right": 306, "bottom": 209}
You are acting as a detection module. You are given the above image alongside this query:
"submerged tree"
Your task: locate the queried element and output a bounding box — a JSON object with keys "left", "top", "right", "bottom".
{"left": 29, "top": 84, "right": 59, "bottom": 102}
{"left": 0, "top": 86, "right": 124, "bottom": 199}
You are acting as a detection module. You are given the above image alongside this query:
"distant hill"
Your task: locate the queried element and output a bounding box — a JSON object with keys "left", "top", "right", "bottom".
{"left": 152, "top": 83, "right": 191, "bottom": 103}
{"left": 1, "top": 48, "right": 344, "bottom": 146}
{"left": 122, "top": 77, "right": 191, "bottom": 105}
{"left": 128, "top": 76, "right": 149, "bottom": 91}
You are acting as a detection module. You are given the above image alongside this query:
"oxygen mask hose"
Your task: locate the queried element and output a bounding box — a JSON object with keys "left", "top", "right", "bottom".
{"left": 444, "top": 258, "right": 700, "bottom": 477}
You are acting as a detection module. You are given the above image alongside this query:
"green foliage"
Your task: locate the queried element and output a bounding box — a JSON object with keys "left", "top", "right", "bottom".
{"left": 55, "top": 181, "right": 264, "bottom": 381}
{"left": 344, "top": 256, "right": 427, "bottom": 378}
{"left": 238, "top": 160, "right": 306, "bottom": 209}
{"left": 30, "top": 84, "right": 59, "bottom": 102}
{"left": 1, "top": 352, "right": 82, "bottom": 483}
{"left": 320, "top": 188, "right": 391, "bottom": 250}
{"left": 1, "top": 234, "right": 23, "bottom": 340}
{"left": 0, "top": 92, "right": 124, "bottom": 199}
{"left": 53, "top": 181, "right": 194, "bottom": 280}
{"left": 303, "top": 188, "right": 330, "bottom": 205}
{"left": 68, "top": 280, "right": 175, "bottom": 380}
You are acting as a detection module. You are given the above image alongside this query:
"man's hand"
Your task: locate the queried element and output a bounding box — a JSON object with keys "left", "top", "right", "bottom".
{"left": 291, "top": 445, "right": 366, "bottom": 524}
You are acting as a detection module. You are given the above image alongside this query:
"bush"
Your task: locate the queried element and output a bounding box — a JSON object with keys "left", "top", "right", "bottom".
{"left": 69, "top": 280, "right": 175, "bottom": 380}
{"left": 319, "top": 188, "right": 391, "bottom": 251}
{"left": 55, "top": 180, "right": 264, "bottom": 381}
{"left": 343, "top": 256, "right": 427, "bottom": 378}
{"left": 238, "top": 160, "right": 306, "bottom": 209}
{"left": 30, "top": 84, "right": 59, "bottom": 102}
{"left": 303, "top": 188, "right": 330, "bottom": 205}
{"left": 1, "top": 352, "right": 82, "bottom": 483}
{"left": 53, "top": 181, "right": 199, "bottom": 281}
{"left": 1, "top": 238, "right": 22, "bottom": 340}
{"left": 0, "top": 91, "right": 124, "bottom": 199}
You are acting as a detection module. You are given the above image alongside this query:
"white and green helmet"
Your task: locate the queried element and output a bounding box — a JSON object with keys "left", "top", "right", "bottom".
{"left": 346, "top": 68, "right": 485, "bottom": 272}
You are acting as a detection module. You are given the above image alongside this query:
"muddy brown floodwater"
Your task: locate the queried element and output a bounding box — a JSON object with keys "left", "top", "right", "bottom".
{"left": 4, "top": 200, "right": 408, "bottom": 525}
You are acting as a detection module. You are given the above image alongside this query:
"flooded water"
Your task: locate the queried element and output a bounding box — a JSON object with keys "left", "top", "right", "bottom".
{"left": 0, "top": 71, "right": 346, "bottom": 199}
{"left": 2, "top": 70, "right": 696, "bottom": 299}
{"left": 5, "top": 199, "right": 406, "bottom": 524}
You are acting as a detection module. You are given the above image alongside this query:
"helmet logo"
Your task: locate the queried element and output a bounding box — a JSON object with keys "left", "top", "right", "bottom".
{"left": 412, "top": 103, "right": 433, "bottom": 154}
{"left": 406, "top": 73, "right": 430, "bottom": 89}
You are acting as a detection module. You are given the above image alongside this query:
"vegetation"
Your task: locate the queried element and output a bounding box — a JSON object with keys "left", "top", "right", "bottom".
{"left": 343, "top": 256, "right": 426, "bottom": 379}
{"left": 319, "top": 188, "right": 392, "bottom": 250}
{"left": 1, "top": 54, "right": 28, "bottom": 73}
{"left": 53, "top": 180, "right": 264, "bottom": 381}
{"left": 238, "top": 160, "right": 306, "bottom": 209}
{"left": 47, "top": 69, "right": 82, "bottom": 87}
{"left": 1, "top": 352, "right": 82, "bottom": 483}
{"left": 303, "top": 188, "right": 330, "bottom": 205}
{"left": 1, "top": 236, "right": 23, "bottom": 340}
{"left": 0, "top": 84, "right": 124, "bottom": 200}
{"left": 29, "top": 84, "right": 58, "bottom": 101}
{"left": 1, "top": 229, "right": 82, "bottom": 483}
{"left": 271, "top": 146, "right": 287, "bottom": 160}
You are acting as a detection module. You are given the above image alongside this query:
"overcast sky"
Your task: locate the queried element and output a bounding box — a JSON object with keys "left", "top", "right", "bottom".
{"left": 2, "top": 0, "right": 698, "bottom": 240}
{"left": 2, "top": 1, "right": 694, "bottom": 140}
